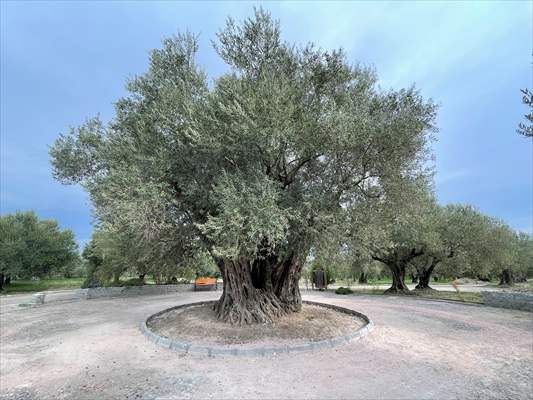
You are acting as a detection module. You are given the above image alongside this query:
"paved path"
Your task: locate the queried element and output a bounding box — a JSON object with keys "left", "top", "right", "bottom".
{"left": 1, "top": 291, "right": 532, "bottom": 399}
{"left": 0, "top": 289, "right": 82, "bottom": 313}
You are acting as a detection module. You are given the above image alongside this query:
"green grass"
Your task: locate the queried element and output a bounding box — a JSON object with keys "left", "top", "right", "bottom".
{"left": 515, "top": 280, "right": 533, "bottom": 292}
{"left": 334, "top": 278, "right": 456, "bottom": 286}
{"left": 0, "top": 278, "right": 85, "bottom": 295}
{"left": 412, "top": 289, "right": 484, "bottom": 303}
{"left": 330, "top": 287, "right": 484, "bottom": 304}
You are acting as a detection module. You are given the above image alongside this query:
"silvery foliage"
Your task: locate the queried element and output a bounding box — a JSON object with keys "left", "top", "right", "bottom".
{"left": 517, "top": 88, "right": 533, "bottom": 138}
{"left": 50, "top": 9, "right": 437, "bottom": 264}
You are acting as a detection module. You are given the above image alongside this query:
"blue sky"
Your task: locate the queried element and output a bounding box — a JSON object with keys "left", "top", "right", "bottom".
{"left": 1, "top": 1, "right": 531, "bottom": 248}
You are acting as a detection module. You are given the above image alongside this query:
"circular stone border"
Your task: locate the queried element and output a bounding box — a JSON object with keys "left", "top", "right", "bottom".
{"left": 140, "top": 300, "right": 374, "bottom": 357}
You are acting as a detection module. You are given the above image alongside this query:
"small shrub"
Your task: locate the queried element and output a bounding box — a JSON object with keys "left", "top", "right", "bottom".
{"left": 335, "top": 287, "right": 353, "bottom": 295}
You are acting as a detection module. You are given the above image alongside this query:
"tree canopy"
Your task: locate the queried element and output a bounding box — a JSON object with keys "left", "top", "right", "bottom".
{"left": 0, "top": 211, "right": 79, "bottom": 288}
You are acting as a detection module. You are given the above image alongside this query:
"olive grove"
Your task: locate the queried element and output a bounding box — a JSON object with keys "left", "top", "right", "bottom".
{"left": 347, "top": 191, "right": 533, "bottom": 292}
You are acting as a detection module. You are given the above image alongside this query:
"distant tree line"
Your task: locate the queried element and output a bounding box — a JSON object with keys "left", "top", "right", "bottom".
{"left": 0, "top": 211, "right": 81, "bottom": 290}
{"left": 310, "top": 191, "right": 533, "bottom": 291}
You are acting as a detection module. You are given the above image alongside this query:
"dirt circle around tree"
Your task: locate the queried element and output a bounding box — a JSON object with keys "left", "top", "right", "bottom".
{"left": 142, "top": 300, "right": 373, "bottom": 356}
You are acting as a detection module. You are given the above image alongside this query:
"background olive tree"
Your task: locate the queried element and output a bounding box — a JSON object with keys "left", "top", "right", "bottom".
{"left": 347, "top": 186, "right": 533, "bottom": 292}
{"left": 0, "top": 211, "right": 80, "bottom": 290}
{"left": 80, "top": 224, "right": 217, "bottom": 288}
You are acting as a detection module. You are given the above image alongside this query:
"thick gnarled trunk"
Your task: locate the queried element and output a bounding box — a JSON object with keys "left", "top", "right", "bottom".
{"left": 499, "top": 268, "right": 514, "bottom": 286}
{"left": 373, "top": 248, "right": 424, "bottom": 295}
{"left": 415, "top": 265, "right": 435, "bottom": 290}
{"left": 213, "top": 255, "right": 302, "bottom": 325}
{"left": 273, "top": 255, "right": 302, "bottom": 312}
{"left": 415, "top": 258, "right": 439, "bottom": 290}
{"left": 384, "top": 264, "right": 410, "bottom": 294}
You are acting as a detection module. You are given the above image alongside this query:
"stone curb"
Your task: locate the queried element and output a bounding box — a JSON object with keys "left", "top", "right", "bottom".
{"left": 140, "top": 300, "right": 374, "bottom": 357}
{"left": 481, "top": 291, "right": 533, "bottom": 312}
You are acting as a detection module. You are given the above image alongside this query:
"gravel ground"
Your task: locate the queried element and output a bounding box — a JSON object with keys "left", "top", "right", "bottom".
{"left": 1, "top": 291, "right": 532, "bottom": 400}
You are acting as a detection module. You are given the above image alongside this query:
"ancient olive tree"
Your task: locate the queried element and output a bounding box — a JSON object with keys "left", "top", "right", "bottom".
{"left": 50, "top": 10, "right": 436, "bottom": 323}
{"left": 435, "top": 210, "right": 529, "bottom": 286}
{"left": 408, "top": 204, "right": 495, "bottom": 290}
{"left": 347, "top": 184, "right": 437, "bottom": 293}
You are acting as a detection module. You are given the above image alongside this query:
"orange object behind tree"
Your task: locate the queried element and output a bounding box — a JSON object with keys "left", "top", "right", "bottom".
{"left": 194, "top": 277, "right": 218, "bottom": 291}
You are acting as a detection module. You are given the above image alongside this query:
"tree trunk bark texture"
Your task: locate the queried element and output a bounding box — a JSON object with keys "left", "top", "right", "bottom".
{"left": 415, "top": 265, "right": 435, "bottom": 290}
{"left": 373, "top": 248, "right": 424, "bottom": 295}
{"left": 358, "top": 271, "right": 368, "bottom": 284}
{"left": 214, "top": 254, "right": 303, "bottom": 325}
{"left": 499, "top": 268, "right": 514, "bottom": 286}
{"left": 384, "top": 264, "right": 410, "bottom": 294}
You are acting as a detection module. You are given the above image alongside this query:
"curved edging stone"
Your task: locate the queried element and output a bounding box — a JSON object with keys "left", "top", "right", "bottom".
{"left": 140, "top": 300, "right": 374, "bottom": 357}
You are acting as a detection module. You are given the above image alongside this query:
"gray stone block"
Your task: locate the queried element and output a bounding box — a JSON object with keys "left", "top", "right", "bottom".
{"left": 209, "top": 347, "right": 234, "bottom": 356}
{"left": 312, "top": 340, "right": 331, "bottom": 351}
{"left": 189, "top": 346, "right": 210, "bottom": 356}
{"left": 32, "top": 293, "right": 46, "bottom": 304}
{"left": 157, "top": 337, "right": 171, "bottom": 348}
{"left": 288, "top": 343, "right": 313, "bottom": 353}
{"left": 261, "top": 347, "right": 277, "bottom": 356}
{"left": 169, "top": 341, "right": 182, "bottom": 352}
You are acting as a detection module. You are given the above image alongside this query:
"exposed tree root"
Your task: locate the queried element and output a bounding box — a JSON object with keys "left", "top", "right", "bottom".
{"left": 384, "top": 287, "right": 414, "bottom": 295}
{"left": 414, "top": 286, "right": 437, "bottom": 292}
